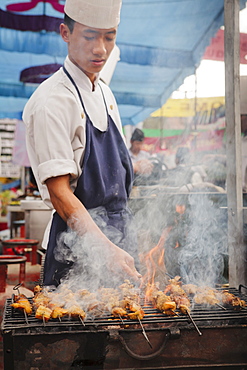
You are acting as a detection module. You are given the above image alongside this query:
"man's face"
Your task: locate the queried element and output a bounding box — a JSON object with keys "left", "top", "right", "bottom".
{"left": 131, "top": 140, "right": 143, "bottom": 154}
{"left": 60, "top": 22, "right": 117, "bottom": 83}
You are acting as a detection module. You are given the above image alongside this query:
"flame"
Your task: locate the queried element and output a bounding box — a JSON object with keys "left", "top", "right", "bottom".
{"left": 175, "top": 204, "right": 186, "bottom": 214}
{"left": 140, "top": 227, "right": 171, "bottom": 302}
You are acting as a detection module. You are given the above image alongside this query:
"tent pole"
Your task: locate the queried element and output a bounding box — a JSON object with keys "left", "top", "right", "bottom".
{"left": 224, "top": 0, "right": 246, "bottom": 287}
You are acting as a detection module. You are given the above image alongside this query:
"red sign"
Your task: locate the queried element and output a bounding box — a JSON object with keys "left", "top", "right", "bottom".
{"left": 143, "top": 129, "right": 225, "bottom": 155}
{"left": 6, "top": 0, "right": 64, "bottom": 13}
{"left": 203, "top": 29, "right": 247, "bottom": 64}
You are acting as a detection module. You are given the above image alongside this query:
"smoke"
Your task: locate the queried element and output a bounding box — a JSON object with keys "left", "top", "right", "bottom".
{"left": 53, "top": 154, "right": 228, "bottom": 291}
{"left": 131, "top": 155, "right": 228, "bottom": 288}
{"left": 53, "top": 206, "right": 138, "bottom": 292}
{"left": 178, "top": 195, "right": 227, "bottom": 286}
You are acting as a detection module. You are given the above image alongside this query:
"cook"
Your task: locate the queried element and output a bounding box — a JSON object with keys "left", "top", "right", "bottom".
{"left": 128, "top": 128, "right": 154, "bottom": 176}
{"left": 23, "top": 0, "right": 141, "bottom": 286}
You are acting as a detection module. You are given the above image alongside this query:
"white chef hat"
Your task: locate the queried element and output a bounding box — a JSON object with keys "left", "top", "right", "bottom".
{"left": 64, "top": 0, "right": 122, "bottom": 29}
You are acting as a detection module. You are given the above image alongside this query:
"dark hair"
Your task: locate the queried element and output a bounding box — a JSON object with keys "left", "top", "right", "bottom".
{"left": 131, "top": 128, "right": 145, "bottom": 142}
{"left": 64, "top": 13, "right": 75, "bottom": 33}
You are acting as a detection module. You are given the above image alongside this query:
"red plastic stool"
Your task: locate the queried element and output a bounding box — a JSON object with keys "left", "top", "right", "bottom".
{"left": 2, "top": 239, "right": 39, "bottom": 265}
{"left": 0, "top": 255, "right": 27, "bottom": 293}
{"left": 13, "top": 219, "right": 25, "bottom": 237}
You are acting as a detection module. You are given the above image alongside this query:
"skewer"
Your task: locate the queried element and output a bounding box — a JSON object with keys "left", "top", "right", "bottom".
{"left": 13, "top": 283, "right": 31, "bottom": 322}
{"left": 165, "top": 272, "right": 175, "bottom": 279}
{"left": 23, "top": 309, "right": 29, "bottom": 325}
{"left": 216, "top": 303, "right": 227, "bottom": 310}
{"left": 186, "top": 311, "right": 202, "bottom": 336}
{"left": 42, "top": 315, "right": 46, "bottom": 327}
{"left": 13, "top": 282, "right": 22, "bottom": 296}
{"left": 137, "top": 317, "right": 153, "bottom": 348}
{"left": 118, "top": 314, "right": 125, "bottom": 325}
{"left": 79, "top": 316, "right": 85, "bottom": 326}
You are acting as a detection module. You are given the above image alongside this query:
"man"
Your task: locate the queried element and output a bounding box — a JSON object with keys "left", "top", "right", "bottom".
{"left": 23, "top": 0, "right": 141, "bottom": 286}
{"left": 128, "top": 128, "right": 153, "bottom": 176}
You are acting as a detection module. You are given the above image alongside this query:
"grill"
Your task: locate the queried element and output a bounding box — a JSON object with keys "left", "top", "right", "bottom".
{"left": 1, "top": 286, "right": 247, "bottom": 369}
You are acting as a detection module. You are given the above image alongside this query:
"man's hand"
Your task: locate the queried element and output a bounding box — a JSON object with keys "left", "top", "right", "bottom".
{"left": 45, "top": 174, "right": 142, "bottom": 282}
{"left": 106, "top": 243, "right": 142, "bottom": 282}
{"left": 134, "top": 159, "right": 153, "bottom": 175}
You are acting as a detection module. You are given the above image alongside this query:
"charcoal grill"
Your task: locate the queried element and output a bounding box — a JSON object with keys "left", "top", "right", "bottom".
{"left": 1, "top": 285, "right": 247, "bottom": 369}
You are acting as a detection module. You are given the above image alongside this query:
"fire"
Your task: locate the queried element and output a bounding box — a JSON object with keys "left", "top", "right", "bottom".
{"left": 140, "top": 202, "right": 186, "bottom": 299}
{"left": 175, "top": 204, "right": 186, "bottom": 214}
{"left": 140, "top": 227, "right": 171, "bottom": 302}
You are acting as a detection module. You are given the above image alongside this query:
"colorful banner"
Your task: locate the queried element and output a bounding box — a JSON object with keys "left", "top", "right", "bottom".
{"left": 151, "top": 96, "right": 225, "bottom": 119}
{"left": 142, "top": 129, "right": 225, "bottom": 154}
{"left": 0, "top": 0, "right": 64, "bottom": 32}
{"left": 203, "top": 29, "right": 247, "bottom": 65}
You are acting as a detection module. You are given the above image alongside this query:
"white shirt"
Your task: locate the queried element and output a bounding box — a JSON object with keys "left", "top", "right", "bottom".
{"left": 23, "top": 56, "right": 124, "bottom": 209}
{"left": 128, "top": 149, "right": 151, "bottom": 164}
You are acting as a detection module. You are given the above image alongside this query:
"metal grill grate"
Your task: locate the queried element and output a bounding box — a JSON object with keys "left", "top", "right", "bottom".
{"left": 2, "top": 287, "right": 247, "bottom": 334}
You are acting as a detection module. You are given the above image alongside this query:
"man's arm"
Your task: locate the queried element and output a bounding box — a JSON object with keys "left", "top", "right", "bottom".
{"left": 132, "top": 159, "right": 153, "bottom": 175}
{"left": 45, "top": 174, "right": 141, "bottom": 281}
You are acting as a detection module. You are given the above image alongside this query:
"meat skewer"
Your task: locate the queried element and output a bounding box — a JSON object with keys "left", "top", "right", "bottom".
{"left": 11, "top": 294, "right": 32, "bottom": 315}
{"left": 186, "top": 310, "right": 202, "bottom": 336}
{"left": 220, "top": 290, "right": 246, "bottom": 308}
{"left": 161, "top": 278, "right": 202, "bottom": 336}
{"left": 11, "top": 284, "right": 32, "bottom": 325}
{"left": 138, "top": 317, "right": 152, "bottom": 348}
{"left": 66, "top": 305, "right": 87, "bottom": 322}
{"left": 146, "top": 283, "right": 177, "bottom": 316}
{"left": 124, "top": 299, "right": 152, "bottom": 348}
{"left": 216, "top": 303, "right": 227, "bottom": 310}
{"left": 117, "top": 281, "right": 152, "bottom": 348}
{"left": 182, "top": 282, "right": 247, "bottom": 310}
{"left": 35, "top": 305, "right": 52, "bottom": 323}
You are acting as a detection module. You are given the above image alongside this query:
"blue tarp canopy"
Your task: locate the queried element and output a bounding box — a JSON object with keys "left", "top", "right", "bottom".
{"left": 0, "top": 0, "right": 246, "bottom": 125}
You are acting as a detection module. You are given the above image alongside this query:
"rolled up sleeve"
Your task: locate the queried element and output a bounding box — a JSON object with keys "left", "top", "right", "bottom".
{"left": 25, "top": 91, "right": 85, "bottom": 189}
{"left": 38, "top": 159, "right": 78, "bottom": 184}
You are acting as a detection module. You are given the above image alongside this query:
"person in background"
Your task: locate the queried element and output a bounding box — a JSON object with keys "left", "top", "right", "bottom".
{"left": 162, "top": 146, "right": 225, "bottom": 192}
{"left": 201, "top": 153, "right": 227, "bottom": 189}
{"left": 128, "top": 128, "right": 153, "bottom": 176}
{"left": 23, "top": 0, "right": 141, "bottom": 286}
{"left": 162, "top": 146, "right": 205, "bottom": 189}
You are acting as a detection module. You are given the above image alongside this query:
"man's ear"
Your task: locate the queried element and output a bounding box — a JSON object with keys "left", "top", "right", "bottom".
{"left": 60, "top": 23, "right": 70, "bottom": 42}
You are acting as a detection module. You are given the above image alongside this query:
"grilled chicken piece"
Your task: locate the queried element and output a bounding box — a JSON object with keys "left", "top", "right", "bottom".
{"left": 182, "top": 284, "right": 198, "bottom": 295}
{"left": 179, "top": 304, "right": 190, "bottom": 314}
{"left": 162, "top": 277, "right": 191, "bottom": 314}
{"left": 145, "top": 283, "right": 177, "bottom": 316}
{"left": 119, "top": 280, "right": 139, "bottom": 301}
{"left": 169, "top": 290, "right": 191, "bottom": 314}
{"left": 156, "top": 292, "right": 176, "bottom": 312}
{"left": 163, "top": 276, "right": 182, "bottom": 294}
{"left": 128, "top": 308, "right": 145, "bottom": 320}
{"left": 50, "top": 305, "right": 68, "bottom": 319}
{"left": 11, "top": 294, "right": 32, "bottom": 315}
{"left": 111, "top": 306, "right": 127, "bottom": 317}
{"left": 33, "top": 285, "right": 43, "bottom": 294}
{"left": 118, "top": 296, "right": 145, "bottom": 320}
{"left": 35, "top": 305, "right": 52, "bottom": 321}
{"left": 193, "top": 289, "right": 220, "bottom": 305}
{"left": 128, "top": 300, "right": 141, "bottom": 312}
{"left": 220, "top": 291, "right": 246, "bottom": 308}
{"left": 165, "top": 282, "right": 187, "bottom": 297}
{"left": 33, "top": 292, "right": 51, "bottom": 309}
{"left": 66, "top": 305, "right": 86, "bottom": 320}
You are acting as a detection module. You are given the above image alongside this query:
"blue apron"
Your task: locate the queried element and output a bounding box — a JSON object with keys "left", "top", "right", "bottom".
{"left": 43, "top": 67, "right": 134, "bottom": 286}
